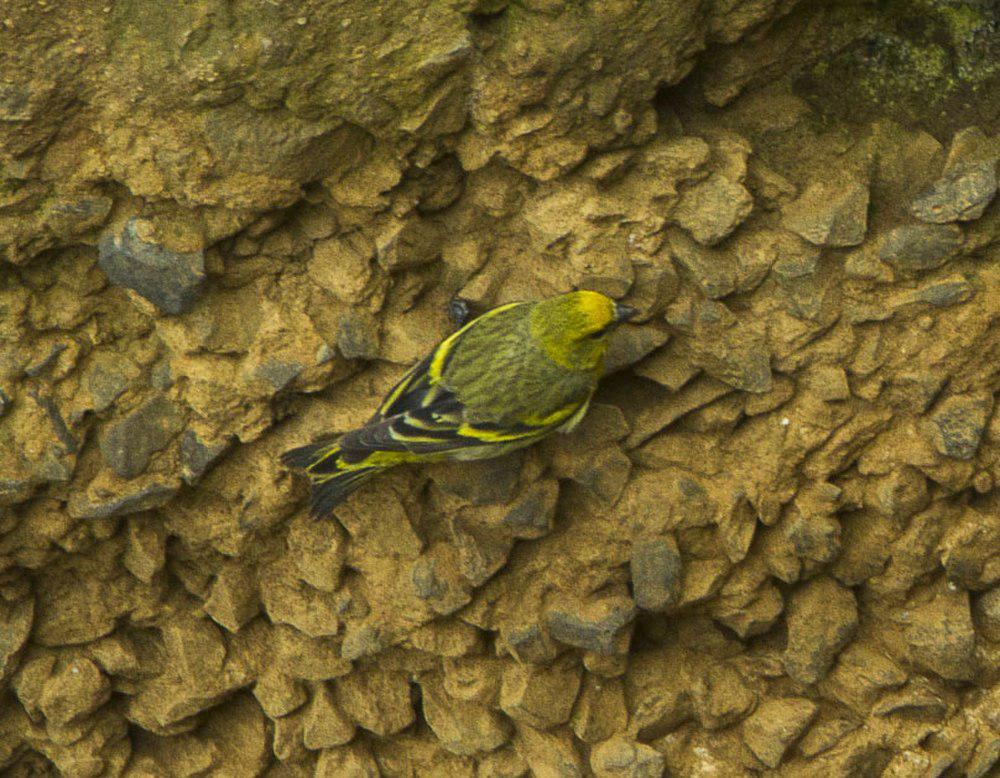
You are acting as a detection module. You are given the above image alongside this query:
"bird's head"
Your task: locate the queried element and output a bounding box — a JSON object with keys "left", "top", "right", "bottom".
{"left": 530, "top": 290, "right": 637, "bottom": 371}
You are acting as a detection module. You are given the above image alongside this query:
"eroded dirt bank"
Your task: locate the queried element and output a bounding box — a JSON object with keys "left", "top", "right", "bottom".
{"left": 1, "top": 0, "right": 999, "bottom": 775}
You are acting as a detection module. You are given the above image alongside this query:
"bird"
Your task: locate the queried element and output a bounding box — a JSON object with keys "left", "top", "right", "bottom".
{"left": 282, "top": 290, "right": 637, "bottom": 517}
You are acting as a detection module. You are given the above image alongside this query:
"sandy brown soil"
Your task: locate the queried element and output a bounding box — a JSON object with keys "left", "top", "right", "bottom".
{"left": 1, "top": 0, "right": 999, "bottom": 775}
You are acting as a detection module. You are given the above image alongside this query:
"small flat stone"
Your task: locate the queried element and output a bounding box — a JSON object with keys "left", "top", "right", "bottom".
{"left": 67, "top": 478, "right": 179, "bottom": 519}
{"left": 905, "top": 588, "right": 976, "bottom": 681}
{"left": 99, "top": 396, "right": 184, "bottom": 479}
{"left": 879, "top": 223, "right": 963, "bottom": 274}
{"left": 501, "top": 479, "right": 559, "bottom": 539}
{"left": 925, "top": 392, "right": 993, "bottom": 460}
{"left": 911, "top": 161, "right": 997, "bottom": 223}
{"left": 98, "top": 218, "right": 206, "bottom": 314}
{"left": 630, "top": 536, "right": 682, "bottom": 612}
{"left": 783, "top": 178, "right": 869, "bottom": 247}
{"left": 742, "top": 697, "right": 818, "bottom": 768}
{"left": 671, "top": 173, "right": 753, "bottom": 246}
{"left": 783, "top": 576, "right": 858, "bottom": 684}
{"left": 545, "top": 597, "right": 636, "bottom": 655}
{"left": 590, "top": 734, "right": 665, "bottom": 777}
{"left": 179, "top": 429, "right": 230, "bottom": 484}
{"left": 336, "top": 312, "right": 379, "bottom": 360}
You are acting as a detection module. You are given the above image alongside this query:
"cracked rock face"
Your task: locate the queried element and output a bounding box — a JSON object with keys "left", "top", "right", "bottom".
{"left": 2, "top": 1, "right": 1000, "bottom": 776}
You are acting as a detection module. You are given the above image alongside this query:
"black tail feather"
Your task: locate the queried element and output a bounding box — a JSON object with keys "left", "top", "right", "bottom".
{"left": 280, "top": 440, "right": 339, "bottom": 472}
{"left": 281, "top": 440, "right": 380, "bottom": 518}
{"left": 308, "top": 468, "right": 379, "bottom": 518}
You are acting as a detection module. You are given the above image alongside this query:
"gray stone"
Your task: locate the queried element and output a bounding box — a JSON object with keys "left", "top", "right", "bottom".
{"left": 180, "top": 430, "right": 230, "bottom": 484}
{"left": 337, "top": 313, "right": 379, "bottom": 360}
{"left": 603, "top": 324, "right": 671, "bottom": 375}
{"left": 783, "top": 576, "right": 858, "bottom": 684}
{"left": 430, "top": 451, "right": 524, "bottom": 505}
{"left": 67, "top": 479, "right": 179, "bottom": 519}
{"left": 926, "top": 392, "right": 993, "bottom": 460}
{"left": 545, "top": 597, "right": 636, "bottom": 655}
{"left": 503, "top": 623, "right": 558, "bottom": 665}
{"left": 150, "top": 359, "right": 173, "bottom": 390}
{"left": 43, "top": 196, "right": 113, "bottom": 237}
{"left": 501, "top": 479, "right": 559, "bottom": 539}
{"left": 907, "top": 276, "right": 975, "bottom": 308}
{"left": 630, "top": 536, "right": 682, "bottom": 612}
{"left": 911, "top": 161, "right": 997, "bottom": 223}
{"left": 85, "top": 364, "right": 129, "bottom": 413}
{"left": 99, "top": 396, "right": 184, "bottom": 479}
{"left": 411, "top": 558, "right": 446, "bottom": 600}
{"left": 783, "top": 178, "right": 869, "bottom": 247}
{"left": 98, "top": 218, "right": 206, "bottom": 314}
{"left": 254, "top": 360, "right": 302, "bottom": 392}
{"left": 0, "top": 387, "right": 10, "bottom": 417}
{"left": 879, "top": 224, "right": 963, "bottom": 274}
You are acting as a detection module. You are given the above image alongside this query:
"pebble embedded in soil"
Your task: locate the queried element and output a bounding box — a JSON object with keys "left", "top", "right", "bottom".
{"left": 97, "top": 218, "right": 207, "bottom": 315}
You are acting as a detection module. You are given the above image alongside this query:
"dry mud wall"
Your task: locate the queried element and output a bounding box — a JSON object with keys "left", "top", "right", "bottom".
{"left": 1, "top": 0, "right": 1000, "bottom": 775}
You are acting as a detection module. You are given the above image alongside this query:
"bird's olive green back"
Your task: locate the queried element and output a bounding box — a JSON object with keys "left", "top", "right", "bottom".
{"left": 440, "top": 302, "right": 598, "bottom": 425}
{"left": 442, "top": 303, "right": 597, "bottom": 424}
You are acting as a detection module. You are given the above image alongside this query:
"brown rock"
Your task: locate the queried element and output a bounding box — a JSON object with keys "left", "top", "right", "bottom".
{"left": 904, "top": 586, "right": 976, "bottom": 681}
{"left": 571, "top": 675, "right": 628, "bottom": 744}
{"left": 422, "top": 677, "right": 511, "bottom": 755}
{"left": 308, "top": 232, "right": 374, "bottom": 303}
{"left": 287, "top": 514, "right": 346, "bottom": 593}
{"left": 123, "top": 515, "right": 167, "bottom": 583}
{"left": 334, "top": 664, "right": 415, "bottom": 736}
{"left": 499, "top": 654, "right": 582, "bottom": 729}
{"left": 442, "top": 655, "right": 501, "bottom": 704}
{"left": 910, "top": 160, "right": 997, "bottom": 223}
{"left": 0, "top": 597, "right": 33, "bottom": 685}
{"left": 690, "top": 663, "right": 756, "bottom": 730}
{"left": 590, "top": 734, "right": 665, "bottom": 778}
{"left": 783, "top": 178, "right": 869, "bottom": 247}
{"left": 302, "top": 682, "right": 356, "bottom": 750}
{"left": 253, "top": 670, "right": 307, "bottom": 718}
{"left": 742, "top": 697, "right": 818, "bottom": 768}
{"left": 974, "top": 586, "right": 1000, "bottom": 642}
{"left": 204, "top": 560, "right": 260, "bottom": 633}
{"left": 783, "top": 576, "right": 858, "bottom": 684}
{"left": 515, "top": 725, "right": 585, "bottom": 777}
{"left": 710, "top": 564, "right": 784, "bottom": 639}
{"left": 924, "top": 392, "right": 994, "bottom": 461}
{"left": 671, "top": 173, "right": 754, "bottom": 246}
{"left": 544, "top": 596, "right": 636, "bottom": 655}
{"left": 258, "top": 561, "right": 342, "bottom": 638}
{"left": 38, "top": 658, "right": 111, "bottom": 726}
{"left": 630, "top": 536, "right": 682, "bottom": 612}
{"left": 939, "top": 507, "right": 1000, "bottom": 590}
{"left": 315, "top": 741, "right": 381, "bottom": 778}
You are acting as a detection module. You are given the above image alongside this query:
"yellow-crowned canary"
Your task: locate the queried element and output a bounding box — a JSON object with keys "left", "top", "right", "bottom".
{"left": 282, "top": 290, "right": 637, "bottom": 517}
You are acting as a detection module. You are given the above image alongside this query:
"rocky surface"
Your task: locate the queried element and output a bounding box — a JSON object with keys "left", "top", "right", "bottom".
{"left": 1, "top": 0, "right": 999, "bottom": 776}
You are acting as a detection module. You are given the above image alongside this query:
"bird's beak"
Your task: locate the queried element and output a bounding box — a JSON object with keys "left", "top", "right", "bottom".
{"left": 613, "top": 302, "right": 638, "bottom": 323}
